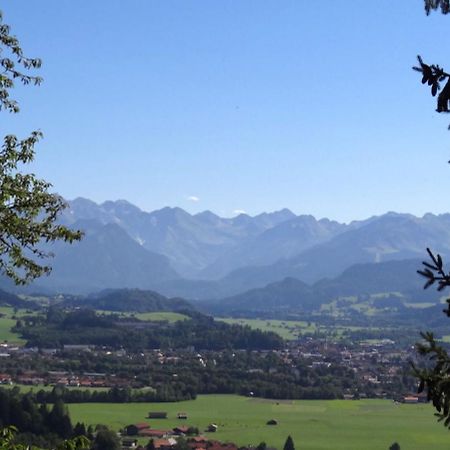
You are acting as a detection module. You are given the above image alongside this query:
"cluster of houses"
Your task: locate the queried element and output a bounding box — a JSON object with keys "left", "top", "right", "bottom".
{"left": 284, "top": 336, "right": 418, "bottom": 399}
{"left": 0, "top": 369, "right": 130, "bottom": 388}
{"left": 0, "top": 332, "right": 426, "bottom": 402}
{"left": 121, "top": 436, "right": 239, "bottom": 450}
{"left": 121, "top": 414, "right": 231, "bottom": 450}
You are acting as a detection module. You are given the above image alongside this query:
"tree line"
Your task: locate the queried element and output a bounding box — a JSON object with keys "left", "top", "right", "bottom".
{"left": 15, "top": 308, "right": 284, "bottom": 351}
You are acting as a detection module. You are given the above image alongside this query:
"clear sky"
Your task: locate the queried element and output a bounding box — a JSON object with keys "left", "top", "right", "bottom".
{"left": 2, "top": 0, "right": 450, "bottom": 221}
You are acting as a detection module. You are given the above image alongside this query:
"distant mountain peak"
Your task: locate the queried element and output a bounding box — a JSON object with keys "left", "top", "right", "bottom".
{"left": 102, "top": 199, "right": 139, "bottom": 207}
{"left": 195, "top": 210, "right": 220, "bottom": 219}
{"left": 154, "top": 206, "right": 190, "bottom": 216}
{"left": 70, "top": 197, "right": 99, "bottom": 207}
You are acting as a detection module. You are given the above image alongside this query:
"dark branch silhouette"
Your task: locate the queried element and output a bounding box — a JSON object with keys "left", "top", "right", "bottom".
{"left": 425, "top": 0, "right": 450, "bottom": 14}
{"left": 409, "top": 2, "right": 450, "bottom": 429}
{"left": 413, "top": 56, "right": 450, "bottom": 122}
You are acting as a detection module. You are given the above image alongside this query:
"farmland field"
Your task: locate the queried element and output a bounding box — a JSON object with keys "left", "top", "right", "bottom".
{"left": 218, "top": 318, "right": 317, "bottom": 339}
{"left": 96, "top": 310, "right": 189, "bottom": 323}
{"left": 218, "top": 318, "right": 377, "bottom": 340}
{"left": 0, "top": 306, "right": 36, "bottom": 345}
{"left": 133, "top": 311, "right": 189, "bottom": 322}
{"left": 68, "top": 395, "right": 450, "bottom": 449}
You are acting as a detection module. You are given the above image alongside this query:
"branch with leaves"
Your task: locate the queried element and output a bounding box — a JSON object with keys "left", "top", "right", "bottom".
{"left": 413, "top": 332, "right": 450, "bottom": 426}
{"left": 0, "top": 426, "right": 90, "bottom": 450}
{"left": 411, "top": 0, "right": 450, "bottom": 431}
{"left": 413, "top": 56, "right": 450, "bottom": 118}
{"left": 0, "top": 11, "right": 42, "bottom": 114}
{"left": 417, "top": 248, "right": 450, "bottom": 315}
{"left": 413, "top": 249, "right": 450, "bottom": 427}
{"left": 0, "top": 10, "right": 82, "bottom": 284}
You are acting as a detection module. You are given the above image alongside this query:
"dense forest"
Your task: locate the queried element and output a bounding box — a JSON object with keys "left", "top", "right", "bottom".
{"left": 14, "top": 308, "right": 284, "bottom": 351}
{"left": 0, "top": 387, "right": 89, "bottom": 448}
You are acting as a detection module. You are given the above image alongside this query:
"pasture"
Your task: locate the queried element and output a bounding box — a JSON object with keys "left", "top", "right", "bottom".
{"left": 0, "top": 306, "right": 36, "bottom": 345}
{"left": 132, "top": 311, "right": 189, "bottom": 322}
{"left": 96, "top": 310, "right": 189, "bottom": 323}
{"left": 218, "top": 318, "right": 317, "bottom": 340}
{"left": 68, "top": 395, "right": 450, "bottom": 449}
{"left": 218, "top": 317, "right": 374, "bottom": 340}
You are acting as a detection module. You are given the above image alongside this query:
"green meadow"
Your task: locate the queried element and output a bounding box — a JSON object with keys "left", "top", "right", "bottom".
{"left": 0, "top": 316, "right": 22, "bottom": 344}
{"left": 218, "top": 317, "right": 376, "bottom": 340}
{"left": 132, "top": 311, "right": 189, "bottom": 322}
{"left": 68, "top": 395, "right": 450, "bottom": 450}
{"left": 218, "top": 318, "right": 317, "bottom": 340}
{"left": 0, "top": 306, "right": 35, "bottom": 345}
{"left": 96, "top": 310, "right": 189, "bottom": 323}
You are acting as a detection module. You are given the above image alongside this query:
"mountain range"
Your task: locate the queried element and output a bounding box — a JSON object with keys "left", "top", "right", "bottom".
{"left": 205, "top": 258, "right": 439, "bottom": 315}
{"left": 6, "top": 198, "right": 450, "bottom": 302}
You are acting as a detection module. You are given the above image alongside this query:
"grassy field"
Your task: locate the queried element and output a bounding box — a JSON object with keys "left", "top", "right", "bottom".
{"left": 0, "top": 306, "right": 36, "bottom": 345}
{"left": 218, "top": 318, "right": 378, "bottom": 341}
{"left": 96, "top": 310, "right": 189, "bottom": 323}
{"left": 68, "top": 395, "right": 450, "bottom": 449}
{"left": 0, "top": 316, "right": 22, "bottom": 344}
{"left": 218, "top": 318, "right": 317, "bottom": 340}
{"left": 132, "top": 311, "right": 189, "bottom": 322}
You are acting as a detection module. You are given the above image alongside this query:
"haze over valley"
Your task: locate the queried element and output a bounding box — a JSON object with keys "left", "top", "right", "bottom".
{"left": 2, "top": 2, "right": 450, "bottom": 448}
{"left": 4, "top": 197, "right": 444, "bottom": 312}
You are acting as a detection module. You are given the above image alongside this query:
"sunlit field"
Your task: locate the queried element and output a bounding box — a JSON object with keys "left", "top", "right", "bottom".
{"left": 68, "top": 395, "right": 450, "bottom": 450}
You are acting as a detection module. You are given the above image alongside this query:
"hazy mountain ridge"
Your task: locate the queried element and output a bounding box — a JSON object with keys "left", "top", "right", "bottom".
{"left": 66, "top": 288, "right": 195, "bottom": 313}
{"left": 12, "top": 198, "right": 450, "bottom": 299}
{"left": 206, "top": 258, "right": 440, "bottom": 314}
{"left": 216, "top": 212, "right": 450, "bottom": 290}
{"left": 199, "top": 215, "right": 347, "bottom": 279}
{"left": 36, "top": 221, "right": 180, "bottom": 294}
{"left": 60, "top": 198, "right": 298, "bottom": 278}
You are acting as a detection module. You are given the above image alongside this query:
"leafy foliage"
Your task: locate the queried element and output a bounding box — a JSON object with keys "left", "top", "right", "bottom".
{"left": 414, "top": 249, "right": 450, "bottom": 426}
{"left": 413, "top": 3, "right": 450, "bottom": 429}
{"left": 417, "top": 248, "right": 450, "bottom": 315}
{"left": 415, "top": 3, "right": 450, "bottom": 128}
{"left": 413, "top": 56, "right": 450, "bottom": 112}
{"left": 0, "top": 390, "right": 91, "bottom": 447}
{"left": 0, "top": 10, "right": 81, "bottom": 284}
{"left": 0, "top": 424, "right": 89, "bottom": 449}
{"left": 91, "top": 429, "right": 120, "bottom": 450}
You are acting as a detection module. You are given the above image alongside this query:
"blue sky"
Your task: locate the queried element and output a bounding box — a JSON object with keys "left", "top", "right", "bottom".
{"left": 2, "top": 1, "right": 450, "bottom": 221}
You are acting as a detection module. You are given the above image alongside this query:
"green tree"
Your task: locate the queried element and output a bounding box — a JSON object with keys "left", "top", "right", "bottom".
{"left": 73, "top": 422, "right": 87, "bottom": 437}
{"left": 174, "top": 437, "right": 190, "bottom": 450}
{"left": 413, "top": 3, "right": 450, "bottom": 121}
{"left": 92, "top": 429, "right": 121, "bottom": 450}
{"left": 389, "top": 443, "right": 400, "bottom": 450}
{"left": 0, "top": 426, "right": 89, "bottom": 450}
{"left": 283, "top": 435, "right": 295, "bottom": 450}
{"left": 0, "top": 10, "right": 81, "bottom": 285}
{"left": 412, "top": 0, "right": 450, "bottom": 429}
{"left": 55, "top": 436, "right": 90, "bottom": 450}
{"left": 47, "top": 399, "right": 73, "bottom": 439}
